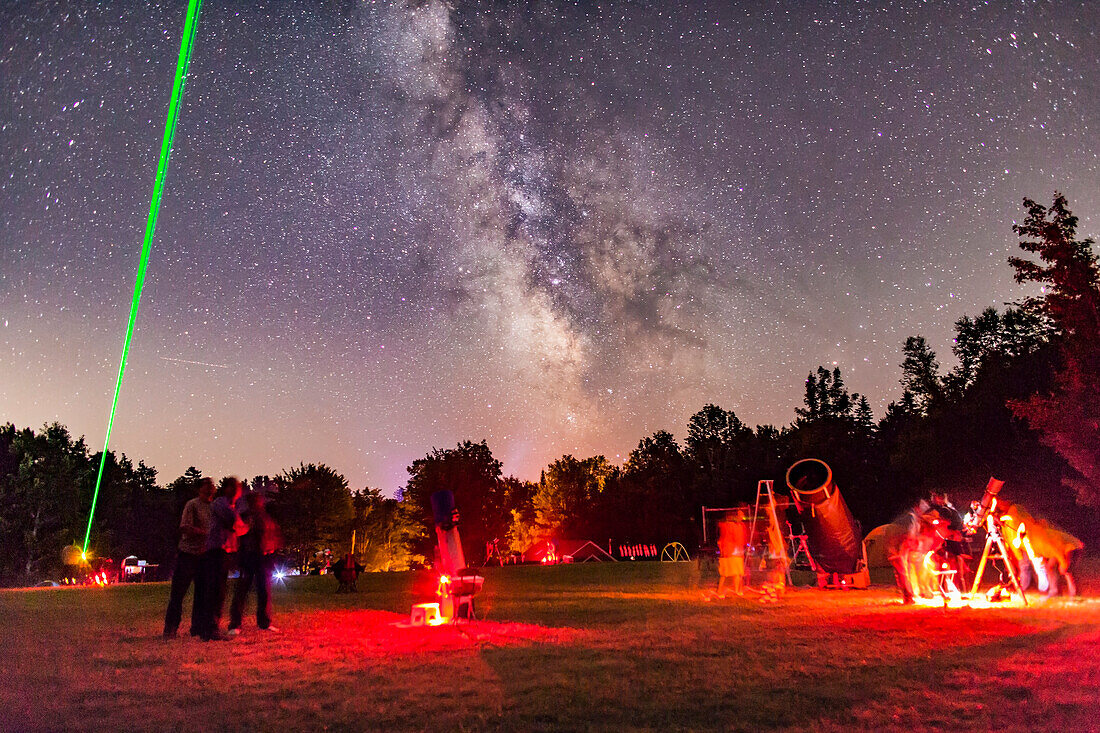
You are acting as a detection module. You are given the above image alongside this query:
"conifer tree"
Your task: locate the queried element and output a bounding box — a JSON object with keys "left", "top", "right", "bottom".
{"left": 1009, "top": 193, "right": 1100, "bottom": 505}
{"left": 900, "top": 336, "right": 941, "bottom": 414}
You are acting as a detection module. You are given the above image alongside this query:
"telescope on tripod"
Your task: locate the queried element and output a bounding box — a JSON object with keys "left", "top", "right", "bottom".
{"left": 965, "top": 477, "right": 1029, "bottom": 606}
{"left": 963, "top": 477, "right": 1003, "bottom": 533}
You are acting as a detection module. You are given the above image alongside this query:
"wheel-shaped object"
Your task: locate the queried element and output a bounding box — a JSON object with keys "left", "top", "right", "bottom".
{"left": 660, "top": 542, "right": 690, "bottom": 562}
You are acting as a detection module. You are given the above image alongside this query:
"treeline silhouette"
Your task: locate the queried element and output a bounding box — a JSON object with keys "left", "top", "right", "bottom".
{"left": 2, "top": 194, "right": 1097, "bottom": 586}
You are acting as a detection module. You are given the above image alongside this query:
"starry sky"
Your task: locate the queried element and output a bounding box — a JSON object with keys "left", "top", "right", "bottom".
{"left": 2, "top": 1, "right": 1098, "bottom": 494}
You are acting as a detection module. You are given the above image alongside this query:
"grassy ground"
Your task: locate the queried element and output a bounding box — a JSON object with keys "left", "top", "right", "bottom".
{"left": 2, "top": 560, "right": 1099, "bottom": 732}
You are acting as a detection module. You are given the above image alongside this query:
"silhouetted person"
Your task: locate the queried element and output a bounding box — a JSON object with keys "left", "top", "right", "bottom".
{"left": 163, "top": 478, "right": 216, "bottom": 638}
{"left": 198, "top": 478, "right": 247, "bottom": 641}
{"left": 229, "top": 490, "right": 283, "bottom": 634}
{"left": 930, "top": 490, "right": 970, "bottom": 589}
{"left": 335, "top": 552, "right": 360, "bottom": 593}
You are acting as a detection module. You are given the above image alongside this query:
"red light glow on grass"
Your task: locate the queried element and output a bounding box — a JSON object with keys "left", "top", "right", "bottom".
{"left": 262, "top": 609, "right": 581, "bottom": 660}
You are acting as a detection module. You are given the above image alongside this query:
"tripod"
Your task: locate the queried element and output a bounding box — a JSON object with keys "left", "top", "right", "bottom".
{"left": 969, "top": 514, "right": 1028, "bottom": 607}
{"left": 484, "top": 538, "right": 504, "bottom": 567}
{"left": 787, "top": 528, "right": 817, "bottom": 571}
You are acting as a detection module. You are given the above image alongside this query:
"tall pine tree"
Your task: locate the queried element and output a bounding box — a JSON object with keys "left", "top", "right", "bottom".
{"left": 1008, "top": 193, "right": 1100, "bottom": 505}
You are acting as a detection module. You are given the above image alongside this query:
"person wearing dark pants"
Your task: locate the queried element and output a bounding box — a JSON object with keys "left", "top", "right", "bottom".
{"left": 164, "top": 552, "right": 205, "bottom": 636}
{"left": 229, "top": 490, "right": 282, "bottom": 634}
{"left": 197, "top": 478, "right": 247, "bottom": 641}
{"left": 230, "top": 551, "right": 275, "bottom": 631}
{"left": 199, "top": 548, "right": 233, "bottom": 639}
{"left": 163, "top": 478, "right": 216, "bottom": 638}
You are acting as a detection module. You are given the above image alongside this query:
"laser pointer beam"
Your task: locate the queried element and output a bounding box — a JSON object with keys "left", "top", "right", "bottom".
{"left": 82, "top": 0, "right": 203, "bottom": 555}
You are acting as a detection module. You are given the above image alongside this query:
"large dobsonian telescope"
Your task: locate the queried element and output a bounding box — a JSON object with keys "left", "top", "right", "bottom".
{"left": 428, "top": 490, "right": 483, "bottom": 621}
{"left": 786, "top": 458, "right": 868, "bottom": 586}
{"left": 431, "top": 489, "right": 466, "bottom": 577}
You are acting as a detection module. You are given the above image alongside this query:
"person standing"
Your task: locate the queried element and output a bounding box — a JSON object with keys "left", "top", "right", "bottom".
{"left": 885, "top": 499, "right": 930, "bottom": 604}
{"left": 228, "top": 489, "right": 283, "bottom": 634}
{"left": 163, "top": 478, "right": 216, "bottom": 638}
{"left": 715, "top": 508, "right": 748, "bottom": 598}
{"left": 760, "top": 506, "right": 789, "bottom": 602}
{"left": 198, "top": 477, "right": 247, "bottom": 641}
{"left": 930, "top": 490, "right": 970, "bottom": 590}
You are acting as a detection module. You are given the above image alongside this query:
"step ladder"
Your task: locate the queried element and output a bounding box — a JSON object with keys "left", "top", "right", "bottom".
{"left": 748, "top": 480, "right": 792, "bottom": 585}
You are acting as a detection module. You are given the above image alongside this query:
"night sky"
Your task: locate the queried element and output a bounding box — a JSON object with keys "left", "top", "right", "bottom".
{"left": 2, "top": 1, "right": 1097, "bottom": 494}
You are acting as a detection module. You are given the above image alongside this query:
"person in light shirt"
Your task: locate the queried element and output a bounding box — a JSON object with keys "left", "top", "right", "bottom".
{"left": 162, "top": 478, "right": 216, "bottom": 639}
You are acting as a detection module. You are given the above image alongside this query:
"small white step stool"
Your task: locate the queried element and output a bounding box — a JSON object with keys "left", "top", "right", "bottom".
{"left": 410, "top": 602, "right": 442, "bottom": 626}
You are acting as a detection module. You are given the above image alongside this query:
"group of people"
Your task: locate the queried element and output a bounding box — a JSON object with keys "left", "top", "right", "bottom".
{"left": 163, "top": 477, "right": 282, "bottom": 641}
{"left": 884, "top": 491, "right": 969, "bottom": 604}
{"left": 885, "top": 490, "right": 1083, "bottom": 604}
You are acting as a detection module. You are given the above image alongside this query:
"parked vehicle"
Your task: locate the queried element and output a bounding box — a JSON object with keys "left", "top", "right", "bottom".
{"left": 120, "top": 556, "right": 158, "bottom": 582}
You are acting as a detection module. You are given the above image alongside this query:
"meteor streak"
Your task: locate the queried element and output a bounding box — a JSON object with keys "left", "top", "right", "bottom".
{"left": 160, "top": 356, "right": 229, "bottom": 369}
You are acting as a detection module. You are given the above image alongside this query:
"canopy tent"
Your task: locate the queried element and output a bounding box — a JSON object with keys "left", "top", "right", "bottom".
{"left": 862, "top": 524, "right": 894, "bottom": 568}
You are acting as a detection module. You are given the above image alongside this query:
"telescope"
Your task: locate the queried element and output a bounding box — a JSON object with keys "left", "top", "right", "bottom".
{"left": 962, "top": 477, "right": 1035, "bottom": 603}
{"left": 429, "top": 490, "right": 483, "bottom": 621}
{"left": 786, "top": 459, "right": 862, "bottom": 576}
{"left": 964, "top": 477, "right": 1004, "bottom": 533}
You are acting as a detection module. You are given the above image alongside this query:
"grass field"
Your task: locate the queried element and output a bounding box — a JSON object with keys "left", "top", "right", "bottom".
{"left": 2, "top": 561, "right": 1099, "bottom": 732}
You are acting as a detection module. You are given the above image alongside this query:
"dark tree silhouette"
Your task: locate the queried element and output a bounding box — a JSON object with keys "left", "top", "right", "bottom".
{"left": 402, "top": 440, "right": 508, "bottom": 563}
{"left": 273, "top": 463, "right": 355, "bottom": 564}
{"left": 613, "top": 430, "right": 692, "bottom": 543}
{"left": 900, "top": 336, "right": 942, "bottom": 414}
{"left": 0, "top": 424, "right": 89, "bottom": 584}
{"left": 797, "top": 367, "right": 857, "bottom": 421}
{"left": 685, "top": 404, "right": 753, "bottom": 507}
{"left": 1009, "top": 193, "right": 1100, "bottom": 505}
{"left": 529, "top": 455, "right": 611, "bottom": 541}
{"left": 853, "top": 395, "right": 875, "bottom": 435}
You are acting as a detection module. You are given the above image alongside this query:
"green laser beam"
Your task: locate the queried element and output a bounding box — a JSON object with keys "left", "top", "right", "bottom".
{"left": 83, "top": 0, "right": 203, "bottom": 556}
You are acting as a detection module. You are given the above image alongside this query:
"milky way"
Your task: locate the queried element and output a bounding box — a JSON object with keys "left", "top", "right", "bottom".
{"left": 2, "top": 1, "right": 1097, "bottom": 493}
